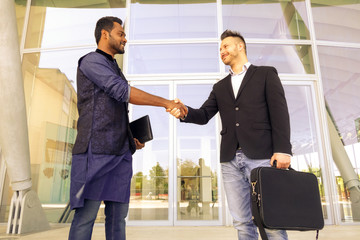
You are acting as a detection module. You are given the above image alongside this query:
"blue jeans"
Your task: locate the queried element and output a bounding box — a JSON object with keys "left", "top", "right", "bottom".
{"left": 221, "top": 150, "right": 288, "bottom": 240}
{"left": 68, "top": 199, "right": 129, "bottom": 240}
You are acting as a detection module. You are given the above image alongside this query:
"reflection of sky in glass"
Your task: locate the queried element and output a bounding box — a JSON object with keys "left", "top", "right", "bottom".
{"left": 222, "top": 1, "right": 309, "bottom": 39}
{"left": 283, "top": 85, "right": 318, "bottom": 156}
{"left": 130, "top": 2, "right": 217, "bottom": 40}
{"left": 318, "top": 46, "right": 360, "bottom": 146}
{"left": 131, "top": 85, "right": 170, "bottom": 176}
{"left": 177, "top": 84, "right": 217, "bottom": 170}
{"left": 41, "top": 7, "right": 126, "bottom": 48}
{"left": 311, "top": 3, "right": 360, "bottom": 43}
{"left": 280, "top": 85, "right": 322, "bottom": 172}
{"left": 128, "top": 43, "right": 219, "bottom": 74}
{"left": 38, "top": 48, "right": 93, "bottom": 91}
{"left": 37, "top": 7, "right": 126, "bottom": 90}
{"left": 225, "top": 44, "right": 313, "bottom": 74}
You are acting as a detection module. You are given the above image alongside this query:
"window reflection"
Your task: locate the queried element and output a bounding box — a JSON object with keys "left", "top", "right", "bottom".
{"left": 225, "top": 44, "right": 314, "bottom": 74}
{"left": 318, "top": 46, "right": 360, "bottom": 222}
{"left": 33, "top": 49, "right": 93, "bottom": 90}
{"left": 283, "top": 85, "right": 327, "bottom": 219}
{"left": 25, "top": 1, "right": 126, "bottom": 49}
{"left": 21, "top": 51, "right": 79, "bottom": 221}
{"left": 222, "top": 0, "right": 310, "bottom": 40}
{"left": 130, "top": 0, "right": 217, "bottom": 40}
{"left": 15, "top": 0, "right": 28, "bottom": 44}
{"left": 318, "top": 47, "right": 360, "bottom": 146}
{"left": 311, "top": 1, "right": 360, "bottom": 43}
{"left": 128, "top": 43, "right": 219, "bottom": 74}
{"left": 176, "top": 84, "right": 219, "bottom": 221}
{"left": 129, "top": 85, "right": 170, "bottom": 221}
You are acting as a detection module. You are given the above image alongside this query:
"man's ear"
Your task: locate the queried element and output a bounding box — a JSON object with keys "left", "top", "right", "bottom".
{"left": 237, "top": 42, "right": 244, "bottom": 52}
{"left": 101, "top": 29, "right": 109, "bottom": 40}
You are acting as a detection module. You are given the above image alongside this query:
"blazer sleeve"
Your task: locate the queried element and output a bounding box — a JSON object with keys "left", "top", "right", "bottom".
{"left": 265, "top": 67, "right": 292, "bottom": 155}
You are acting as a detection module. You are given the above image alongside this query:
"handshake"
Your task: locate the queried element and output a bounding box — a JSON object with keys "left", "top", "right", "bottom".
{"left": 166, "top": 98, "right": 187, "bottom": 119}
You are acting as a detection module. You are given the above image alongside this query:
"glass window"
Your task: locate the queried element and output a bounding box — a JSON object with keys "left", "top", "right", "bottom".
{"left": 283, "top": 84, "right": 328, "bottom": 220}
{"left": 225, "top": 44, "right": 314, "bottom": 74}
{"left": 176, "top": 84, "right": 219, "bottom": 221}
{"left": 21, "top": 49, "right": 93, "bottom": 222}
{"left": 15, "top": 0, "right": 28, "bottom": 44}
{"left": 129, "top": 85, "right": 170, "bottom": 221}
{"left": 42, "top": 49, "right": 92, "bottom": 87}
{"left": 222, "top": 0, "right": 310, "bottom": 40}
{"left": 127, "top": 43, "right": 219, "bottom": 74}
{"left": 129, "top": 0, "right": 217, "bottom": 40}
{"left": 25, "top": 1, "right": 126, "bottom": 49}
{"left": 311, "top": 1, "right": 360, "bottom": 43}
{"left": 318, "top": 46, "right": 360, "bottom": 147}
{"left": 318, "top": 46, "right": 360, "bottom": 222}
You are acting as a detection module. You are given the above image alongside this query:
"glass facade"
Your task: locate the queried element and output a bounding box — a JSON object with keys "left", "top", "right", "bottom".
{"left": 317, "top": 45, "right": 360, "bottom": 222}
{"left": 130, "top": 84, "right": 171, "bottom": 221}
{"left": 222, "top": 0, "right": 310, "bottom": 40}
{"left": 1, "top": 0, "right": 359, "bottom": 226}
{"left": 127, "top": 43, "right": 219, "bottom": 74}
{"left": 129, "top": 0, "right": 218, "bottom": 40}
{"left": 311, "top": 0, "right": 360, "bottom": 43}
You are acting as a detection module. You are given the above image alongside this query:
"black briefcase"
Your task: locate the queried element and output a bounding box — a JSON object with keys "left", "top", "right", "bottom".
{"left": 250, "top": 166, "right": 324, "bottom": 240}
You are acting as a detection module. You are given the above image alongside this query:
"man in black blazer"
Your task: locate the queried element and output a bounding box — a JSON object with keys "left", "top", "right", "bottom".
{"left": 170, "top": 30, "right": 292, "bottom": 239}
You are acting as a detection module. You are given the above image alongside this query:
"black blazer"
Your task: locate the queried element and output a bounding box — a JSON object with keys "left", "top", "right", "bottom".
{"left": 182, "top": 65, "right": 292, "bottom": 162}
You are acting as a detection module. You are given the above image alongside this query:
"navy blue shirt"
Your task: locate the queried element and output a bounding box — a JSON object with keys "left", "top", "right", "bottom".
{"left": 70, "top": 49, "right": 134, "bottom": 209}
{"left": 72, "top": 49, "right": 136, "bottom": 155}
{"left": 80, "top": 49, "right": 130, "bottom": 103}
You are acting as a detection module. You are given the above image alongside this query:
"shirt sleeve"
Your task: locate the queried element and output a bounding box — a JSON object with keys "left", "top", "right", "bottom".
{"left": 79, "top": 53, "right": 130, "bottom": 102}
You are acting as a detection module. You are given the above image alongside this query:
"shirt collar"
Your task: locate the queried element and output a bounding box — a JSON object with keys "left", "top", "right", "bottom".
{"left": 229, "top": 62, "right": 251, "bottom": 76}
{"left": 96, "top": 49, "right": 114, "bottom": 62}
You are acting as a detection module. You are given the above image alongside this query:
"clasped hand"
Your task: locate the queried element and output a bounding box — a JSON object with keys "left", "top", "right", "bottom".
{"left": 166, "top": 98, "right": 187, "bottom": 119}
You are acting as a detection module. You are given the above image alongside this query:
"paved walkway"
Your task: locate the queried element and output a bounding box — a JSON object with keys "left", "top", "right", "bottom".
{"left": 0, "top": 225, "right": 359, "bottom": 239}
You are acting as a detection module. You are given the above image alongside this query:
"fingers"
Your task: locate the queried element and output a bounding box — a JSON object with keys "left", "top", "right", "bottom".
{"left": 167, "top": 99, "right": 187, "bottom": 119}
{"left": 271, "top": 153, "right": 291, "bottom": 169}
{"left": 169, "top": 108, "right": 181, "bottom": 118}
{"left": 134, "top": 138, "right": 145, "bottom": 150}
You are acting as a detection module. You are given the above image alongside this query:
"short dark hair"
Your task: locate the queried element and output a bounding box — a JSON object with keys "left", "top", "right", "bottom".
{"left": 221, "top": 30, "right": 247, "bottom": 54}
{"left": 94, "top": 16, "right": 123, "bottom": 44}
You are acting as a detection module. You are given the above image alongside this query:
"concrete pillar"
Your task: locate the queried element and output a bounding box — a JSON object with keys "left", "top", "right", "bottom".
{"left": 0, "top": 0, "right": 50, "bottom": 234}
{"left": 0, "top": 0, "right": 32, "bottom": 191}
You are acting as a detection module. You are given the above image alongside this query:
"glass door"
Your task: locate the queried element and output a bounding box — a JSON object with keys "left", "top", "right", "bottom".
{"left": 128, "top": 82, "right": 222, "bottom": 225}
{"left": 282, "top": 82, "right": 332, "bottom": 224}
{"left": 129, "top": 84, "right": 172, "bottom": 224}
{"left": 174, "top": 83, "right": 221, "bottom": 224}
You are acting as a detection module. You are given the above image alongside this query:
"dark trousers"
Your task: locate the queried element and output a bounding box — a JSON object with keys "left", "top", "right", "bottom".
{"left": 68, "top": 199, "right": 129, "bottom": 240}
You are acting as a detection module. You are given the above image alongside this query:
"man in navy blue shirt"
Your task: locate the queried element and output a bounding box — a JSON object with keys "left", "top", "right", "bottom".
{"left": 68, "top": 16, "right": 187, "bottom": 240}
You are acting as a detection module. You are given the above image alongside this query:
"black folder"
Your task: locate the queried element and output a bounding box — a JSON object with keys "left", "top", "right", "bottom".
{"left": 129, "top": 115, "right": 153, "bottom": 143}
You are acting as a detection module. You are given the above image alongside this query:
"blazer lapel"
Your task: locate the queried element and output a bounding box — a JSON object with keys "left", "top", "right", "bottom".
{"left": 224, "top": 74, "right": 236, "bottom": 101}
{"left": 236, "top": 65, "right": 256, "bottom": 100}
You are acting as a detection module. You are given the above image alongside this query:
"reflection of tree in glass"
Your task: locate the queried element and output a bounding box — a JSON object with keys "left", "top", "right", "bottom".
{"left": 179, "top": 160, "right": 200, "bottom": 200}
{"left": 149, "top": 162, "right": 167, "bottom": 199}
{"left": 179, "top": 159, "right": 219, "bottom": 205}
{"left": 133, "top": 171, "right": 144, "bottom": 197}
{"left": 180, "top": 159, "right": 199, "bottom": 177}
